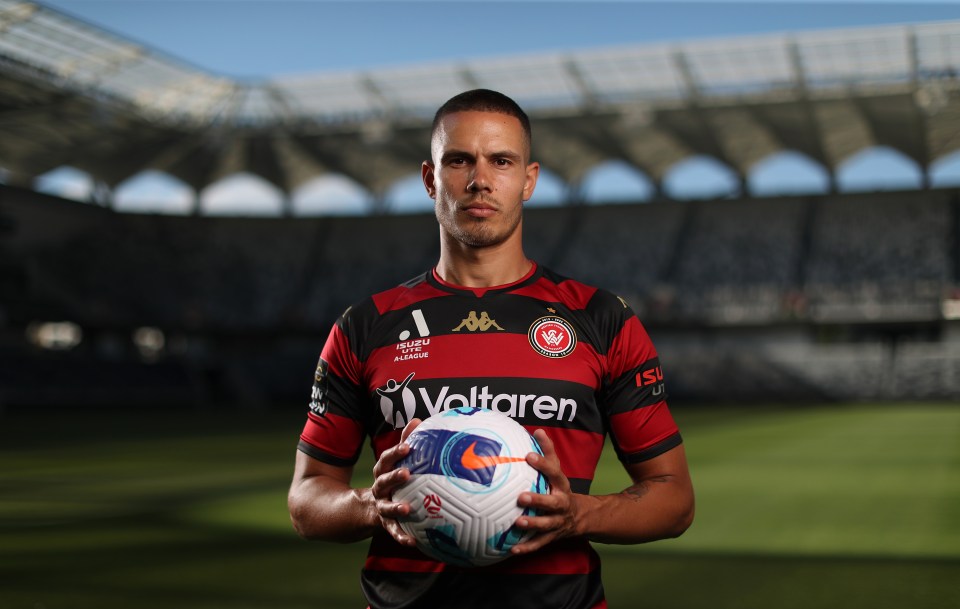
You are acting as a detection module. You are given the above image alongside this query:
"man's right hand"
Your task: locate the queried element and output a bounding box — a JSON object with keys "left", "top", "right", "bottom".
{"left": 371, "top": 417, "right": 422, "bottom": 546}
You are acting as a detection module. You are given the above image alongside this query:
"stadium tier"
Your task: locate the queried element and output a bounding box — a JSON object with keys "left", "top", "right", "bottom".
{"left": 1, "top": 184, "right": 958, "bottom": 406}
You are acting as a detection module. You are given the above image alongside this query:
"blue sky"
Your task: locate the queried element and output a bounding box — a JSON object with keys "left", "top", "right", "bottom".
{"left": 31, "top": 1, "right": 960, "bottom": 213}
{"left": 42, "top": 1, "right": 960, "bottom": 78}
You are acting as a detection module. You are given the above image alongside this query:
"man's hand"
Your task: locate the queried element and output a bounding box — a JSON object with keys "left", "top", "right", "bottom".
{"left": 371, "top": 417, "right": 422, "bottom": 547}
{"left": 509, "top": 428, "right": 584, "bottom": 555}
{"left": 508, "top": 429, "right": 693, "bottom": 555}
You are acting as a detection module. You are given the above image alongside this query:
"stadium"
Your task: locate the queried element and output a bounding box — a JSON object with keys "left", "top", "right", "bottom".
{"left": 0, "top": 2, "right": 958, "bottom": 609}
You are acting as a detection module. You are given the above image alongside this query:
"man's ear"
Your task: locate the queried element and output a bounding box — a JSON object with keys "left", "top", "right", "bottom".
{"left": 522, "top": 161, "right": 540, "bottom": 202}
{"left": 422, "top": 161, "right": 437, "bottom": 199}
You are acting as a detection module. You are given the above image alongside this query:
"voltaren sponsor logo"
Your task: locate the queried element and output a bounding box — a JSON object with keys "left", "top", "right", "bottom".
{"left": 419, "top": 385, "right": 578, "bottom": 422}
{"left": 376, "top": 376, "right": 579, "bottom": 426}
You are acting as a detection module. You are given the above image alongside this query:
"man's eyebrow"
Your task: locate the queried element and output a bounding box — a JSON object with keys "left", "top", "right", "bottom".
{"left": 439, "top": 149, "right": 524, "bottom": 164}
{"left": 489, "top": 150, "right": 523, "bottom": 161}
{"left": 439, "top": 150, "right": 474, "bottom": 164}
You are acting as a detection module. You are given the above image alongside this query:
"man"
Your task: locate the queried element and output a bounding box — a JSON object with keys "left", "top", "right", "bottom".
{"left": 288, "top": 89, "right": 694, "bottom": 609}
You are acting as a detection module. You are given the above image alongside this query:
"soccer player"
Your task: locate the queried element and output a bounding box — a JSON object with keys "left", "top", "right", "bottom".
{"left": 288, "top": 89, "right": 694, "bottom": 609}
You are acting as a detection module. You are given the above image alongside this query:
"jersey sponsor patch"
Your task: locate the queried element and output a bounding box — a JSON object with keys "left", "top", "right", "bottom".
{"left": 528, "top": 316, "right": 577, "bottom": 358}
{"left": 308, "top": 358, "right": 330, "bottom": 415}
{"left": 376, "top": 372, "right": 417, "bottom": 429}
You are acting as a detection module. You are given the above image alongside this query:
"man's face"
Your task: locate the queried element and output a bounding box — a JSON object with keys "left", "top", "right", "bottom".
{"left": 423, "top": 110, "right": 539, "bottom": 249}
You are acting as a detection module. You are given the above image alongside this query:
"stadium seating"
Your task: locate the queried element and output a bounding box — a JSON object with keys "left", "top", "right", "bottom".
{"left": 2, "top": 184, "right": 958, "bottom": 405}
{"left": 804, "top": 191, "right": 954, "bottom": 322}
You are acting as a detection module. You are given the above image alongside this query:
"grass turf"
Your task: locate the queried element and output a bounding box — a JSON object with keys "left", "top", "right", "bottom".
{"left": 0, "top": 404, "right": 957, "bottom": 608}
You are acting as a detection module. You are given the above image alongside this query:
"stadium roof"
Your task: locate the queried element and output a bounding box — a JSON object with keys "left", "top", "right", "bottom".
{"left": 1, "top": 0, "right": 959, "bottom": 211}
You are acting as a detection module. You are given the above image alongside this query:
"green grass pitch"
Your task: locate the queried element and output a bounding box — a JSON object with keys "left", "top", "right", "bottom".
{"left": 1, "top": 403, "right": 957, "bottom": 608}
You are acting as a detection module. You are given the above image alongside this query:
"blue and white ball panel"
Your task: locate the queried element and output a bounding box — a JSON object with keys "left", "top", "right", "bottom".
{"left": 394, "top": 407, "right": 551, "bottom": 567}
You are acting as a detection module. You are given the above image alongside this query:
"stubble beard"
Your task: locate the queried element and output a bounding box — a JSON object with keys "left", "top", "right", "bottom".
{"left": 438, "top": 197, "right": 522, "bottom": 249}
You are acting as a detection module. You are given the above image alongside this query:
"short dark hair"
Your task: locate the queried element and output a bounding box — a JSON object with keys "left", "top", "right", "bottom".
{"left": 431, "top": 89, "right": 532, "bottom": 148}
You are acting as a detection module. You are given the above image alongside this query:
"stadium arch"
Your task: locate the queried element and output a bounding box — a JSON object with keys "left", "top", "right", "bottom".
{"left": 114, "top": 170, "right": 194, "bottom": 215}
{"left": 383, "top": 173, "right": 433, "bottom": 214}
{"left": 199, "top": 172, "right": 285, "bottom": 216}
{"left": 292, "top": 175, "right": 373, "bottom": 216}
{"left": 748, "top": 151, "right": 831, "bottom": 197}
{"left": 579, "top": 160, "right": 656, "bottom": 204}
{"left": 525, "top": 167, "right": 570, "bottom": 208}
{"left": 34, "top": 166, "right": 96, "bottom": 203}
{"left": 662, "top": 155, "right": 742, "bottom": 200}
{"left": 836, "top": 146, "right": 926, "bottom": 192}
{"left": 930, "top": 150, "right": 960, "bottom": 188}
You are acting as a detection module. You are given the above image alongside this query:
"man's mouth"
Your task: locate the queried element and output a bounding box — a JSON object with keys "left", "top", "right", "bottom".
{"left": 462, "top": 201, "right": 497, "bottom": 218}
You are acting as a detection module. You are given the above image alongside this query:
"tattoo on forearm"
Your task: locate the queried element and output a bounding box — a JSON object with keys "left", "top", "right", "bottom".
{"left": 622, "top": 484, "right": 649, "bottom": 500}
{"left": 621, "top": 475, "right": 671, "bottom": 501}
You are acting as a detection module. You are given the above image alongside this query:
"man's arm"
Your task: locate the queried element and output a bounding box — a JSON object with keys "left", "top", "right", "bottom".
{"left": 510, "top": 429, "right": 694, "bottom": 553}
{"left": 288, "top": 419, "right": 422, "bottom": 545}
{"left": 288, "top": 453, "right": 377, "bottom": 543}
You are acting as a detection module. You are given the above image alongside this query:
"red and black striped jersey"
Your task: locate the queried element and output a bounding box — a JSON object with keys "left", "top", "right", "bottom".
{"left": 298, "top": 263, "right": 681, "bottom": 609}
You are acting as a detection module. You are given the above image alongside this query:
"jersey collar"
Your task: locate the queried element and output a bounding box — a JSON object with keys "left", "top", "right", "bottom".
{"left": 428, "top": 262, "right": 542, "bottom": 297}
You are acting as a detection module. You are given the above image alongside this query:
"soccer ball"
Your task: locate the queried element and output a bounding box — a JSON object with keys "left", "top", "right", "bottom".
{"left": 394, "top": 406, "right": 550, "bottom": 567}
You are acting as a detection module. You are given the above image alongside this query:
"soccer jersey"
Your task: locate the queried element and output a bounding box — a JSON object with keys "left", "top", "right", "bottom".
{"left": 298, "top": 263, "right": 681, "bottom": 609}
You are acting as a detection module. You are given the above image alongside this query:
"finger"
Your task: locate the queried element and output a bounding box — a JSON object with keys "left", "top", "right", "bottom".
{"left": 376, "top": 495, "right": 412, "bottom": 519}
{"left": 371, "top": 463, "right": 411, "bottom": 500}
{"left": 381, "top": 516, "right": 418, "bottom": 547}
{"left": 510, "top": 529, "right": 559, "bottom": 555}
{"left": 372, "top": 441, "right": 411, "bottom": 478}
{"left": 372, "top": 419, "right": 422, "bottom": 478}
{"left": 532, "top": 428, "right": 554, "bottom": 455}
{"left": 517, "top": 489, "right": 566, "bottom": 512}
{"left": 527, "top": 430, "right": 571, "bottom": 492}
{"left": 399, "top": 417, "right": 422, "bottom": 442}
{"left": 514, "top": 511, "right": 565, "bottom": 533}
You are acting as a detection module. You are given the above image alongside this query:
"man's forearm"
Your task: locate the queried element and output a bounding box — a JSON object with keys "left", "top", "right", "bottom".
{"left": 574, "top": 475, "right": 694, "bottom": 545}
{"left": 288, "top": 476, "right": 379, "bottom": 543}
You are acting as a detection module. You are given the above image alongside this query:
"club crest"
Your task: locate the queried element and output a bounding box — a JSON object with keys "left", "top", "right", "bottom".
{"left": 527, "top": 316, "right": 577, "bottom": 358}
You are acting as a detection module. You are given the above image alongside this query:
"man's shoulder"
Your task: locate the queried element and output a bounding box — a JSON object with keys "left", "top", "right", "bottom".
{"left": 337, "top": 270, "right": 434, "bottom": 323}
{"left": 537, "top": 266, "right": 625, "bottom": 313}
{"left": 369, "top": 270, "right": 438, "bottom": 314}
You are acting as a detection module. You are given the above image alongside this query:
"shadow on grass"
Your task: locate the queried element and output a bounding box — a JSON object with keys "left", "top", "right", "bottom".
{"left": 597, "top": 546, "right": 960, "bottom": 609}
{"left": 3, "top": 407, "right": 957, "bottom": 609}
{"left": 2, "top": 518, "right": 957, "bottom": 609}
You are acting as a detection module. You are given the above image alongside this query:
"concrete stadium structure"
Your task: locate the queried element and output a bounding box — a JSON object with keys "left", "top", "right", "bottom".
{"left": 1, "top": 1, "right": 959, "bottom": 209}
{"left": 0, "top": 2, "right": 958, "bottom": 407}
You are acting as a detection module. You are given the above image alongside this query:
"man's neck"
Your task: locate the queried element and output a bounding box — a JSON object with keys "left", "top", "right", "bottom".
{"left": 435, "top": 237, "right": 531, "bottom": 289}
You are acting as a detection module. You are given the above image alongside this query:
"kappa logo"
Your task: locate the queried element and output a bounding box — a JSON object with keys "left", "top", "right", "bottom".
{"left": 453, "top": 311, "right": 505, "bottom": 332}
{"left": 376, "top": 372, "right": 417, "bottom": 428}
{"left": 528, "top": 316, "right": 577, "bottom": 358}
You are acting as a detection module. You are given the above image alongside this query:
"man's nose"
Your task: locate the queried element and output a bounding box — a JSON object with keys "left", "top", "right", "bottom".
{"left": 468, "top": 162, "right": 492, "bottom": 192}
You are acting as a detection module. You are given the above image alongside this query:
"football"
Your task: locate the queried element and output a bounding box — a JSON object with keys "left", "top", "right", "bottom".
{"left": 393, "top": 406, "right": 550, "bottom": 567}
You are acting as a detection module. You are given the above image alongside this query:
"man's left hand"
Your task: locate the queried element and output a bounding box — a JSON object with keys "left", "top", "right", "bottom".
{"left": 509, "top": 428, "right": 585, "bottom": 555}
